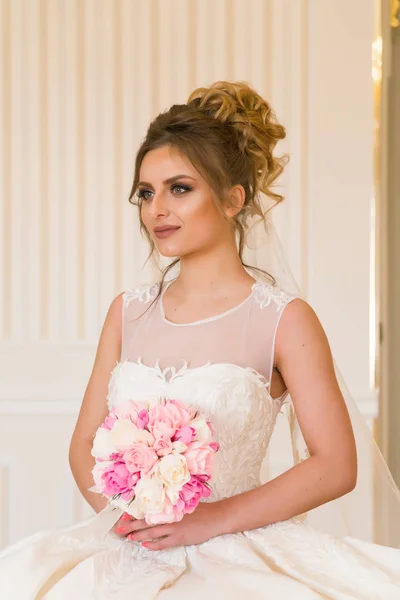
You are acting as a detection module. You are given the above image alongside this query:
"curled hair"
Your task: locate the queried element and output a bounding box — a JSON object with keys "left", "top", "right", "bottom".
{"left": 128, "top": 80, "right": 288, "bottom": 308}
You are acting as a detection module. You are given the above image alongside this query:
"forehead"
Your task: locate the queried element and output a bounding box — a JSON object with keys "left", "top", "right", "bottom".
{"left": 139, "top": 146, "right": 197, "bottom": 181}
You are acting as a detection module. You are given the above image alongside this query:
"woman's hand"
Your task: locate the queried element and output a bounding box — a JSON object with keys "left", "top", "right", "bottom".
{"left": 113, "top": 502, "right": 227, "bottom": 551}
{"left": 113, "top": 512, "right": 140, "bottom": 537}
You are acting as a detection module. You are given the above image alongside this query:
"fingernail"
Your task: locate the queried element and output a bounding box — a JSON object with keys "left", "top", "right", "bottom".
{"left": 142, "top": 542, "right": 148, "bottom": 548}
{"left": 116, "top": 527, "right": 125, "bottom": 534}
{"left": 127, "top": 533, "right": 134, "bottom": 541}
{"left": 121, "top": 513, "right": 131, "bottom": 521}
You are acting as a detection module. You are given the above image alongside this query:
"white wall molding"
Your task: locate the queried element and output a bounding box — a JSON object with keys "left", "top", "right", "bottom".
{"left": 354, "top": 390, "right": 379, "bottom": 421}
{"left": 0, "top": 399, "right": 81, "bottom": 415}
{"left": 0, "top": 0, "right": 377, "bottom": 539}
{"left": 0, "top": 460, "right": 14, "bottom": 547}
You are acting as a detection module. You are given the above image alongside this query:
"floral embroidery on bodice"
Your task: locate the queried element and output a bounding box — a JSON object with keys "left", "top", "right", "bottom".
{"left": 107, "top": 279, "right": 299, "bottom": 502}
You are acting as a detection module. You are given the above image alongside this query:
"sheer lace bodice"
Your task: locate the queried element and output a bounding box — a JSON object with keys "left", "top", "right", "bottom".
{"left": 120, "top": 279, "right": 296, "bottom": 382}
{"left": 107, "top": 279, "right": 297, "bottom": 502}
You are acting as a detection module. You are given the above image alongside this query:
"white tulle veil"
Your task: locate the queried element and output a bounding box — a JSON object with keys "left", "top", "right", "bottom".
{"left": 242, "top": 193, "right": 400, "bottom": 548}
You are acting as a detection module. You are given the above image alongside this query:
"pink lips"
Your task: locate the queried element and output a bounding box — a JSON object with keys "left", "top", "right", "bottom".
{"left": 153, "top": 226, "right": 181, "bottom": 239}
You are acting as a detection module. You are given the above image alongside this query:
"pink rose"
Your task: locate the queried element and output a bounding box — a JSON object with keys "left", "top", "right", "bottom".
{"left": 145, "top": 495, "right": 185, "bottom": 525}
{"left": 180, "top": 475, "right": 212, "bottom": 514}
{"left": 195, "top": 473, "right": 211, "bottom": 483}
{"left": 165, "top": 399, "right": 195, "bottom": 426}
{"left": 101, "top": 414, "right": 118, "bottom": 430}
{"left": 148, "top": 400, "right": 194, "bottom": 440}
{"left": 184, "top": 442, "right": 215, "bottom": 475}
{"left": 110, "top": 452, "right": 124, "bottom": 460}
{"left": 148, "top": 405, "right": 177, "bottom": 440}
{"left": 124, "top": 443, "right": 158, "bottom": 475}
{"left": 172, "top": 426, "right": 195, "bottom": 444}
{"left": 113, "top": 400, "right": 139, "bottom": 421}
{"left": 153, "top": 437, "right": 173, "bottom": 457}
{"left": 101, "top": 460, "right": 139, "bottom": 500}
{"left": 136, "top": 409, "right": 149, "bottom": 430}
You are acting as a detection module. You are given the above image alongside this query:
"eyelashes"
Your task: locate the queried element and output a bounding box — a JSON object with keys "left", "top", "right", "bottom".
{"left": 136, "top": 183, "right": 193, "bottom": 201}
{"left": 136, "top": 188, "right": 152, "bottom": 201}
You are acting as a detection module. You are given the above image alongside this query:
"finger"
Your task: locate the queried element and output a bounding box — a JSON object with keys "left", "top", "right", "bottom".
{"left": 120, "top": 512, "right": 134, "bottom": 522}
{"left": 113, "top": 514, "right": 136, "bottom": 537}
{"left": 114, "top": 517, "right": 151, "bottom": 537}
{"left": 128, "top": 525, "right": 171, "bottom": 543}
{"left": 141, "top": 537, "right": 176, "bottom": 551}
{"left": 113, "top": 522, "right": 129, "bottom": 537}
{"left": 114, "top": 512, "right": 133, "bottom": 528}
{"left": 127, "top": 519, "right": 154, "bottom": 532}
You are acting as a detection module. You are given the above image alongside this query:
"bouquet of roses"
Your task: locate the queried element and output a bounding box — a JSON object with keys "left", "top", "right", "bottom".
{"left": 90, "top": 398, "right": 219, "bottom": 525}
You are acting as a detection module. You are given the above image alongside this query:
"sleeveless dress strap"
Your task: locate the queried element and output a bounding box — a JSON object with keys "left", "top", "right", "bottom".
{"left": 121, "top": 283, "right": 160, "bottom": 360}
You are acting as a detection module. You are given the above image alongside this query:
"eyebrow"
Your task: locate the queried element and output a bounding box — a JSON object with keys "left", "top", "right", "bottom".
{"left": 137, "top": 174, "right": 196, "bottom": 187}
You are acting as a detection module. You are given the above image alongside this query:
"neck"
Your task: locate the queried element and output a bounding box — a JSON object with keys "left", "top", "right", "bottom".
{"left": 171, "top": 242, "right": 255, "bottom": 298}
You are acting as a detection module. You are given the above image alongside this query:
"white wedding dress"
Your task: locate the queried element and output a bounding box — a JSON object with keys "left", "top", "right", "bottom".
{"left": 1, "top": 280, "right": 400, "bottom": 599}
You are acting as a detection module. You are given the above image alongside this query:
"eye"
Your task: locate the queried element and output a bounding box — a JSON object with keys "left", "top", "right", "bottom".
{"left": 171, "top": 184, "right": 193, "bottom": 195}
{"left": 136, "top": 188, "right": 153, "bottom": 201}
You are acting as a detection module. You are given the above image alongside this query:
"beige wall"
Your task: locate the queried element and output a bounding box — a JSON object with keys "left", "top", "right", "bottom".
{"left": 0, "top": 0, "right": 376, "bottom": 545}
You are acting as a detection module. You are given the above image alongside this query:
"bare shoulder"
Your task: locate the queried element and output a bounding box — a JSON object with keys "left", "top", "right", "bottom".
{"left": 274, "top": 298, "right": 332, "bottom": 368}
{"left": 277, "top": 297, "right": 325, "bottom": 336}
{"left": 106, "top": 292, "right": 125, "bottom": 327}
{"left": 94, "top": 292, "right": 124, "bottom": 348}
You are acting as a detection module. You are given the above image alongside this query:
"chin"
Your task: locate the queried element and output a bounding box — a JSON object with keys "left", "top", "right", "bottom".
{"left": 159, "top": 250, "right": 178, "bottom": 259}
{"left": 155, "top": 243, "right": 183, "bottom": 258}
{"left": 153, "top": 237, "right": 204, "bottom": 259}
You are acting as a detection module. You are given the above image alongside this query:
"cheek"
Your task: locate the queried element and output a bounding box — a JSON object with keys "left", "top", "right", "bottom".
{"left": 180, "top": 195, "right": 226, "bottom": 234}
{"left": 140, "top": 204, "right": 158, "bottom": 239}
{"left": 139, "top": 204, "right": 150, "bottom": 227}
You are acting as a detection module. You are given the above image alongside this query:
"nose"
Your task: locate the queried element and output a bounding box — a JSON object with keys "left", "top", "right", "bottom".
{"left": 148, "top": 190, "right": 170, "bottom": 218}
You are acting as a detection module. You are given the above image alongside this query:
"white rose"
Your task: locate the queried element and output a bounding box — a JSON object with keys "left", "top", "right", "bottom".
{"left": 156, "top": 453, "right": 190, "bottom": 492}
{"left": 134, "top": 428, "right": 155, "bottom": 445}
{"left": 127, "top": 475, "right": 166, "bottom": 518}
{"left": 109, "top": 420, "right": 154, "bottom": 451}
{"left": 191, "top": 416, "right": 213, "bottom": 443}
{"left": 171, "top": 441, "right": 187, "bottom": 454}
{"left": 91, "top": 428, "right": 117, "bottom": 458}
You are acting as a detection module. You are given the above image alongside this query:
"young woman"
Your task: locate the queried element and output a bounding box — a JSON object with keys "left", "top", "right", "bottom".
{"left": 1, "top": 81, "right": 399, "bottom": 599}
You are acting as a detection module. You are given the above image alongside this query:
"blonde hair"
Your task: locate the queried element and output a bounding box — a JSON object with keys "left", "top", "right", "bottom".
{"left": 128, "top": 80, "right": 287, "bottom": 295}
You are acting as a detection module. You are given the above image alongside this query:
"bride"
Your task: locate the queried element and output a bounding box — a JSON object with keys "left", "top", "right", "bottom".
{"left": 1, "top": 81, "right": 400, "bottom": 599}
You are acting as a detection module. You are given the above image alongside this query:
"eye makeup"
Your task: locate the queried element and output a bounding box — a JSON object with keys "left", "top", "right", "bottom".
{"left": 136, "top": 182, "right": 194, "bottom": 201}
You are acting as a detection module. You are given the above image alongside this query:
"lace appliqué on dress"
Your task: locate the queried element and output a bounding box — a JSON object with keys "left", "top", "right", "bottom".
{"left": 123, "top": 283, "right": 160, "bottom": 307}
{"left": 253, "top": 282, "right": 297, "bottom": 311}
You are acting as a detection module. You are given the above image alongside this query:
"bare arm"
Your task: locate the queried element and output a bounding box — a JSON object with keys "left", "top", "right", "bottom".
{"left": 69, "top": 293, "right": 123, "bottom": 514}
{"left": 218, "top": 298, "right": 357, "bottom": 534}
